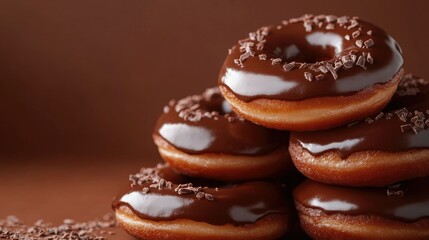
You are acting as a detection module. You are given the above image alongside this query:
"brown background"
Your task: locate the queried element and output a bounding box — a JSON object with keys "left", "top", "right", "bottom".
{"left": 0, "top": 0, "right": 428, "bottom": 236}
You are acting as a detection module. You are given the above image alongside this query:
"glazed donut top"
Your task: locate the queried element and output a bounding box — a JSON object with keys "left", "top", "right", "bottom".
{"left": 219, "top": 14, "right": 403, "bottom": 101}
{"left": 153, "top": 87, "right": 287, "bottom": 155}
{"left": 294, "top": 178, "right": 429, "bottom": 222}
{"left": 290, "top": 74, "right": 429, "bottom": 158}
{"left": 112, "top": 164, "right": 291, "bottom": 225}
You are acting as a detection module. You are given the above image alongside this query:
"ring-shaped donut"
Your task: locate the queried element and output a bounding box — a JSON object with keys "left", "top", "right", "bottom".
{"left": 219, "top": 14, "right": 404, "bottom": 130}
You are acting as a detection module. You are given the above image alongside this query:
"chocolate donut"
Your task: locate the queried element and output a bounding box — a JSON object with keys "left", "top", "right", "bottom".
{"left": 289, "top": 74, "right": 429, "bottom": 186}
{"left": 113, "top": 163, "right": 293, "bottom": 240}
{"left": 219, "top": 14, "right": 404, "bottom": 131}
{"left": 153, "top": 87, "right": 292, "bottom": 181}
{"left": 293, "top": 178, "right": 429, "bottom": 240}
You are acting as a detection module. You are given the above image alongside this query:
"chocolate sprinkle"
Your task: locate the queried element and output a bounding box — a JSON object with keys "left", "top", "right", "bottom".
{"left": 325, "top": 63, "right": 338, "bottom": 80}
{"left": 228, "top": 15, "right": 380, "bottom": 81}
{"left": 366, "top": 52, "right": 374, "bottom": 64}
{"left": 355, "top": 39, "right": 364, "bottom": 48}
{"left": 271, "top": 58, "right": 282, "bottom": 65}
{"left": 356, "top": 55, "right": 366, "bottom": 69}
{"left": 326, "top": 23, "right": 335, "bottom": 30}
{"left": 401, "top": 124, "right": 413, "bottom": 132}
{"left": 375, "top": 112, "right": 385, "bottom": 121}
{"left": 0, "top": 214, "right": 116, "bottom": 240}
{"left": 129, "top": 164, "right": 215, "bottom": 201}
{"left": 258, "top": 54, "right": 267, "bottom": 60}
{"left": 304, "top": 72, "right": 313, "bottom": 81}
{"left": 341, "top": 55, "right": 354, "bottom": 68}
{"left": 364, "top": 39, "right": 374, "bottom": 48}
{"left": 315, "top": 74, "right": 324, "bottom": 81}
{"left": 283, "top": 62, "right": 296, "bottom": 71}
{"left": 166, "top": 88, "right": 243, "bottom": 123}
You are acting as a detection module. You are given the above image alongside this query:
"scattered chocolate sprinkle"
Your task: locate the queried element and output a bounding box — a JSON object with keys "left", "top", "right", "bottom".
{"left": 169, "top": 88, "right": 241, "bottom": 123}
{"left": 304, "top": 72, "right": 313, "bottom": 81}
{"left": 366, "top": 52, "right": 374, "bottom": 64}
{"left": 341, "top": 55, "right": 354, "bottom": 69}
{"left": 0, "top": 214, "right": 115, "bottom": 240}
{"left": 204, "top": 193, "right": 214, "bottom": 201}
{"left": 364, "top": 39, "right": 374, "bottom": 48}
{"left": 400, "top": 124, "right": 413, "bottom": 132}
{"left": 258, "top": 54, "right": 267, "bottom": 60}
{"left": 415, "top": 119, "right": 425, "bottom": 129}
{"left": 355, "top": 39, "right": 363, "bottom": 48}
{"left": 231, "top": 15, "right": 378, "bottom": 81}
{"left": 375, "top": 112, "right": 385, "bottom": 121}
{"left": 325, "top": 15, "right": 337, "bottom": 23}
{"left": 325, "top": 23, "right": 335, "bottom": 30}
{"left": 163, "top": 105, "right": 170, "bottom": 114}
{"left": 196, "top": 192, "right": 205, "bottom": 199}
{"left": 386, "top": 112, "right": 394, "bottom": 120}
{"left": 356, "top": 55, "right": 366, "bottom": 69}
{"left": 387, "top": 188, "right": 404, "bottom": 197}
{"left": 334, "top": 60, "right": 343, "bottom": 70}
{"left": 233, "top": 59, "right": 243, "bottom": 67}
{"left": 395, "top": 108, "right": 409, "bottom": 122}
{"left": 350, "top": 53, "right": 357, "bottom": 62}
{"left": 248, "top": 32, "right": 256, "bottom": 41}
{"left": 315, "top": 74, "right": 324, "bottom": 81}
{"left": 283, "top": 62, "right": 295, "bottom": 71}
{"left": 337, "top": 16, "right": 349, "bottom": 25}
{"left": 178, "top": 188, "right": 194, "bottom": 195}
{"left": 413, "top": 125, "right": 424, "bottom": 133}
{"left": 303, "top": 20, "right": 313, "bottom": 32}
{"left": 347, "top": 19, "right": 359, "bottom": 29}
{"left": 347, "top": 121, "right": 359, "bottom": 127}
{"left": 299, "top": 63, "right": 309, "bottom": 69}
{"left": 271, "top": 58, "right": 282, "bottom": 65}
{"left": 365, "top": 118, "right": 374, "bottom": 124}
{"left": 318, "top": 65, "right": 329, "bottom": 73}
{"left": 325, "top": 63, "right": 338, "bottom": 80}
{"left": 130, "top": 164, "right": 215, "bottom": 201}
{"left": 142, "top": 187, "right": 150, "bottom": 194}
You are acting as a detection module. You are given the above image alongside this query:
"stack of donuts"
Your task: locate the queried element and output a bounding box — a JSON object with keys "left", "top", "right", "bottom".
{"left": 113, "top": 14, "right": 429, "bottom": 240}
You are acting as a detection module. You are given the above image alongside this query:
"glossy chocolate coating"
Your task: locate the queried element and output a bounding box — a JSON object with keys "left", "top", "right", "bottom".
{"left": 153, "top": 88, "right": 287, "bottom": 155}
{"left": 112, "top": 164, "right": 291, "bottom": 225}
{"left": 293, "top": 178, "right": 429, "bottom": 222}
{"left": 219, "top": 15, "right": 403, "bottom": 101}
{"left": 290, "top": 75, "right": 429, "bottom": 158}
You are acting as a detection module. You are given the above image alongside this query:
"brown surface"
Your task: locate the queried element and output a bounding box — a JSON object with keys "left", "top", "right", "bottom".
{"left": 0, "top": 156, "right": 150, "bottom": 239}
{"left": 0, "top": 1, "right": 428, "bottom": 239}
{"left": 0, "top": 0, "right": 428, "bottom": 158}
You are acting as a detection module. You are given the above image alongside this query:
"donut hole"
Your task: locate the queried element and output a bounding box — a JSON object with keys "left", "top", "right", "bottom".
{"left": 266, "top": 32, "right": 343, "bottom": 63}
{"left": 201, "top": 95, "right": 234, "bottom": 115}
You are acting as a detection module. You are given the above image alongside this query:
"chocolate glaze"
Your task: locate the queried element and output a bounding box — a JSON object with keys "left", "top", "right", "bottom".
{"left": 153, "top": 87, "right": 287, "bottom": 155}
{"left": 293, "top": 178, "right": 429, "bottom": 222}
{"left": 219, "top": 15, "right": 403, "bottom": 101}
{"left": 112, "top": 164, "right": 291, "bottom": 226}
{"left": 290, "top": 75, "right": 429, "bottom": 158}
